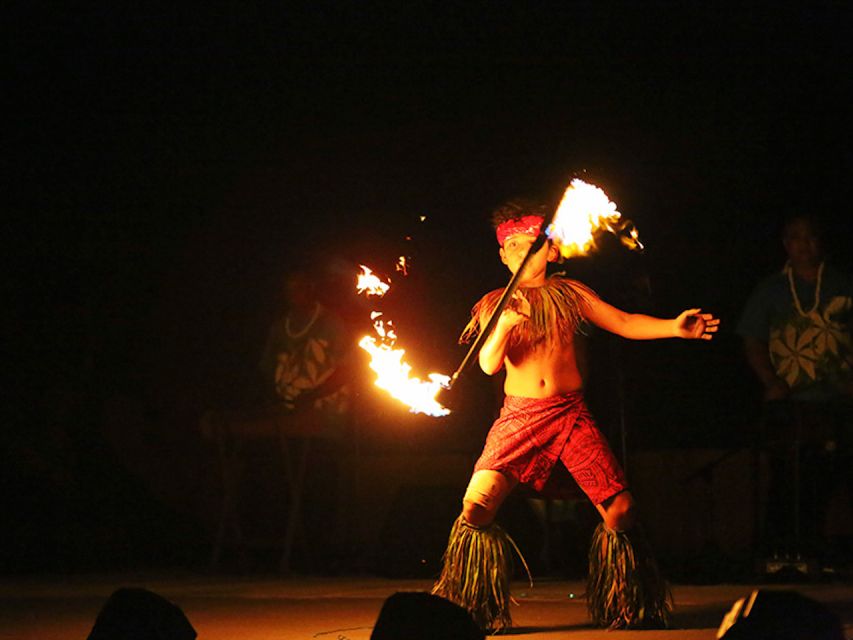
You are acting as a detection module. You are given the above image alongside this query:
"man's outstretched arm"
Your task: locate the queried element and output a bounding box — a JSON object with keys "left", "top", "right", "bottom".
{"left": 581, "top": 290, "right": 719, "bottom": 341}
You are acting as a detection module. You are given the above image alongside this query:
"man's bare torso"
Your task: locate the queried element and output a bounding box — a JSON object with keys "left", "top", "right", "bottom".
{"left": 504, "top": 333, "right": 583, "bottom": 398}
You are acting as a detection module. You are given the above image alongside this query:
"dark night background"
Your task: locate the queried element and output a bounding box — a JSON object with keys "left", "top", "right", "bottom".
{"left": 6, "top": 3, "right": 852, "bottom": 575}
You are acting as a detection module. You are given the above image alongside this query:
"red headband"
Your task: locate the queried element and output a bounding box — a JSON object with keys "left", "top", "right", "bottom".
{"left": 496, "top": 215, "right": 544, "bottom": 246}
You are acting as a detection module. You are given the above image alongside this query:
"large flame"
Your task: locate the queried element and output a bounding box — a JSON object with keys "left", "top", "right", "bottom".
{"left": 356, "top": 266, "right": 450, "bottom": 417}
{"left": 547, "top": 179, "right": 643, "bottom": 258}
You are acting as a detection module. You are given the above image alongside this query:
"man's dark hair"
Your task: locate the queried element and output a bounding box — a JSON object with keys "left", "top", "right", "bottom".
{"left": 490, "top": 198, "right": 549, "bottom": 229}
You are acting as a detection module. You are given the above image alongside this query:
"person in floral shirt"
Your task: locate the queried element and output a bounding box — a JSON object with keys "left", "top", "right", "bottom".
{"left": 738, "top": 215, "right": 853, "bottom": 402}
{"left": 259, "top": 269, "right": 354, "bottom": 428}
{"left": 737, "top": 213, "right": 853, "bottom": 566}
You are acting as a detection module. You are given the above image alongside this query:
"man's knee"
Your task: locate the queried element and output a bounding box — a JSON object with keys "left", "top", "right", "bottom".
{"left": 600, "top": 491, "right": 637, "bottom": 532}
{"left": 462, "top": 500, "right": 496, "bottom": 528}
{"left": 461, "top": 470, "right": 513, "bottom": 528}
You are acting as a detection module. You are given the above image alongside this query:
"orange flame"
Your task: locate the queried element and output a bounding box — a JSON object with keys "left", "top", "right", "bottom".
{"left": 357, "top": 265, "right": 390, "bottom": 296}
{"left": 547, "top": 179, "right": 643, "bottom": 258}
{"left": 359, "top": 336, "right": 450, "bottom": 417}
{"left": 357, "top": 266, "right": 450, "bottom": 417}
{"left": 396, "top": 256, "right": 409, "bottom": 276}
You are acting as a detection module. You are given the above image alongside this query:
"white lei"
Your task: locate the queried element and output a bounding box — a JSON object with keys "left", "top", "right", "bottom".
{"left": 785, "top": 261, "right": 824, "bottom": 317}
{"left": 285, "top": 302, "right": 321, "bottom": 339}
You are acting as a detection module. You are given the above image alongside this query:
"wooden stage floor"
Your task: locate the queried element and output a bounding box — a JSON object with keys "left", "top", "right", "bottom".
{"left": 2, "top": 573, "right": 852, "bottom": 639}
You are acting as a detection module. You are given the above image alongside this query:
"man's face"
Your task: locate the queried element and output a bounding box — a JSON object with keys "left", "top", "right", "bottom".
{"left": 284, "top": 273, "right": 316, "bottom": 309}
{"left": 783, "top": 218, "right": 822, "bottom": 268}
{"left": 499, "top": 233, "right": 556, "bottom": 279}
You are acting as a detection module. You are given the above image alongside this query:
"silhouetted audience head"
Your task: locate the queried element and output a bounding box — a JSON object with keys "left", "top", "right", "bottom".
{"left": 371, "top": 592, "right": 484, "bottom": 640}
{"left": 87, "top": 588, "right": 196, "bottom": 640}
{"left": 717, "top": 589, "right": 843, "bottom": 640}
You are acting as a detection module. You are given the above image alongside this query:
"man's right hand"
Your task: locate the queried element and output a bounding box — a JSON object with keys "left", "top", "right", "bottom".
{"left": 499, "top": 290, "right": 530, "bottom": 329}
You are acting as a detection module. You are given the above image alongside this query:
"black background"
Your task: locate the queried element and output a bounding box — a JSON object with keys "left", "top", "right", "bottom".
{"left": 6, "top": 2, "right": 852, "bottom": 572}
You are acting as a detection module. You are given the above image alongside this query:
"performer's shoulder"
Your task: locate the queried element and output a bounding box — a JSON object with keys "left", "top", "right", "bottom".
{"left": 548, "top": 275, "right": 596, "bottom": 296}
{"left": 477, "top": 287, "right": 506, "bottom": 302}
{"left": 468, "top": 288, "right": 504, "bottom": 316}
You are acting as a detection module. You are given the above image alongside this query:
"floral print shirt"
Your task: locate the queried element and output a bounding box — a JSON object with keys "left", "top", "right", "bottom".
{"left": 260, "top": 304, "right": 351, "bottom": 415}
{"left": 737, "top": 265, "right": 853, "bottom": 401}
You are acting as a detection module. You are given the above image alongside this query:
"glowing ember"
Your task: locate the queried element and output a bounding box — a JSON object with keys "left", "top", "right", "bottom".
{"left": 396, "top": 256, "right": 409, "bottom": 276}
{"left": 357, "top": 265, "right": 391, "bottom": 296}
{"left": 547, "top": 179, "right": 643, "bottom": 258}
{"left": 370, "top": 312, "right": 397, "bottom": 341}
{"left": 357, "top": 265, "right": 450, "bottom": 417}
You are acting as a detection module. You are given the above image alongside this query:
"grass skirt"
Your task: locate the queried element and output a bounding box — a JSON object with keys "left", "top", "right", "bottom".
{"left": 587, "top": 522, "right": 672, "bottom": 629}
{"left": 432, "top": 516, "right": 524, "bottom": 631}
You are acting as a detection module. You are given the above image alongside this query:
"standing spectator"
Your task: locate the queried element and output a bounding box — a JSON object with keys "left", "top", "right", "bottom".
{"left": 737, "top": 213, "right": 853, "bottom": 567}
{"left": 259, "top": 267, "right": 355, "bottom": 429}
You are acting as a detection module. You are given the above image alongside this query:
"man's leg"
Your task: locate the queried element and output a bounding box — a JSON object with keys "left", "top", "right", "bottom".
{"left": 587, "top": 489, "right": 670, "bottom": 629}
{"left": 462, "top": 469, "right": 515, "bottom": 526}
{"left": 557, "top": 411, "right": 670, "bottom": 629}
{"left": 433, "top": 469, "right": 519, "bottom": 632}
{"left": 596, "top": 489, "right": 637, "bottom": 531}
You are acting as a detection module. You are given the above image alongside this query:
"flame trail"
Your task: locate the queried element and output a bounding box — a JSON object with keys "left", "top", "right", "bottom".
{"left": 356, "top": 265, "right": 450, "bottom": 417}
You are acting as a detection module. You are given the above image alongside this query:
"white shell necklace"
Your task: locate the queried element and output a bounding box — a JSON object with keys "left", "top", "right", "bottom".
{"left": 785, "top": 261, "right": 824, "bottom": 317}
{"left": 285, "top": 302, "right": 321, "bottom": 339}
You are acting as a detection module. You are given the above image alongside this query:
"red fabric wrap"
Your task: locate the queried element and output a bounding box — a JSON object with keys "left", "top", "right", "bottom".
{"left": 473, "top": 392, "right": 628, "bottom": 506}
{"left": 495, "top": 215, "right": 544, "bottom": 246}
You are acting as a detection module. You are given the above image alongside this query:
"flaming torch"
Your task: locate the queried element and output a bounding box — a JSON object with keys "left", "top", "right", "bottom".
{"left": 356, "top": 265, "right": 451, "bottom": 417}
{"left": 547, "top": 178, "right": 643, "bottom": 257}
{"left": 444, "top": 178, "right": 643, "bottom": 390}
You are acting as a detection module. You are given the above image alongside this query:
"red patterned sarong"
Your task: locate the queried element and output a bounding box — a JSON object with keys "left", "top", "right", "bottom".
{"left": 473, "top": 392, "right": 627, "bottom": 506}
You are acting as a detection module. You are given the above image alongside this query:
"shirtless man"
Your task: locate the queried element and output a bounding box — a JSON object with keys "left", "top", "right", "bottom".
{"left": 433, "top": 200, "right": 718, "bottom": 631}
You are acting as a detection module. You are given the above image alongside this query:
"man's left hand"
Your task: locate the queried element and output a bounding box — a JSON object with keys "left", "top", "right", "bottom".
{"left": 677, "top": 308, "right": 720, "bottom": 340}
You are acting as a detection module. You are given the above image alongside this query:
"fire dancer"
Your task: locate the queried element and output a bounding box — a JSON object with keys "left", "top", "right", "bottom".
{"left": 433, "top": 199, "right": 719, "bottom": 631}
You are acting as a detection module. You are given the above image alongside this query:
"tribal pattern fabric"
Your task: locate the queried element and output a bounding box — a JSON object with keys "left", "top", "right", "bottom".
{"left": 473, "top": 392, "right": 627, "bottom": 506}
